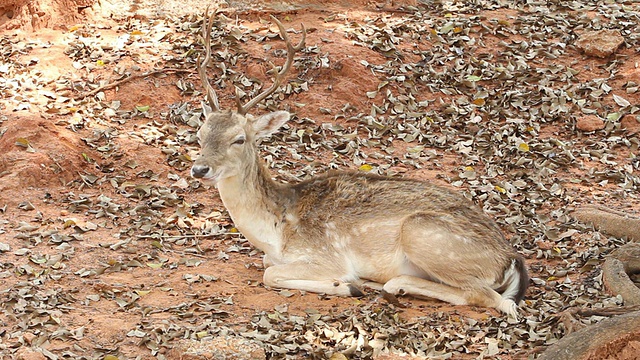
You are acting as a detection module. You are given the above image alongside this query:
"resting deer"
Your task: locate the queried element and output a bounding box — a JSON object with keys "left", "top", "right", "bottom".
{"left": 191, "top": 10, "right": 529, "bottom": 318}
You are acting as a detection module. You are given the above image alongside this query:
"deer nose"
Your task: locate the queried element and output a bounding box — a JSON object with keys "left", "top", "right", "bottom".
{"left": 191, "top": 165, "right": 210, "bottom": 178}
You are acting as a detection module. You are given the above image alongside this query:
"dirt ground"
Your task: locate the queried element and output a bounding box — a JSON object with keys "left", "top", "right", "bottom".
{"left": 1, "top": 0, "right": 639, "bottom": 359}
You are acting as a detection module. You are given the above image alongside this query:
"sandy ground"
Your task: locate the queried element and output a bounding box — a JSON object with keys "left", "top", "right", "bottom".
{"left": 1, "top": 0, "right": 639, "bottom": 359}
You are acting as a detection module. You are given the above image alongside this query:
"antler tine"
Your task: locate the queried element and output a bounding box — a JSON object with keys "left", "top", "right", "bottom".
{"left": 236, "top": 16, "right": 306, "bottom": 115}
{"left": 198, "top": 5, "right": 220, "bottom": 112}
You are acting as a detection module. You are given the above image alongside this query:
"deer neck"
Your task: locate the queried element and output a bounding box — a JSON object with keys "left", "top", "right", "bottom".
{"left": 216, "top": 151, "right": 288, "bottom": 256}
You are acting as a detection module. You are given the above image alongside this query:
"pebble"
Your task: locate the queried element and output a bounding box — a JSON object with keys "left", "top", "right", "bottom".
{"left": 621, "top": 114, "right": 640, "bottom": 134}
{"left": 575, "top": 29, "right": 625, "bottom": 58}
{"left": 576, "top": 115, "right": 605, "bottom": 132}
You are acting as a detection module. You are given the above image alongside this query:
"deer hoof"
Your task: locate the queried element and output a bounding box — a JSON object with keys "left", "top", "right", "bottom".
{"left": 348, "top": 284, "right": 365, "bottom": 297}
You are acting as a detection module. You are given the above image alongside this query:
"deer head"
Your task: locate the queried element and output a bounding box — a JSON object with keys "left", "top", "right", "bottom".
{"left": 190, "top": 8, "right": 306, "bottom": 185}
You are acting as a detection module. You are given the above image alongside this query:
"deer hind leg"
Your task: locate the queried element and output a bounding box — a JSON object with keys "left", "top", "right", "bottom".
{"left": 263, "top": 261, "right": 364, "bottom": 297}
{"left": 382, "top": 275, "right": 516, "bottom": 317}
{"left": 389, "top": 212, "right": 519, "bottom": 317}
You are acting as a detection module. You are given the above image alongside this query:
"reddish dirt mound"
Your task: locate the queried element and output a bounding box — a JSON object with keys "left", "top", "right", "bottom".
{"left": 0, "top": 115, "right": 95, "bottom": 199}
{"left": 0, "top": 0, "right": 96, "bottom": 31}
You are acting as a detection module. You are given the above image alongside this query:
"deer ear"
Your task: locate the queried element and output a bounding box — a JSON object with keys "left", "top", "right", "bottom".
{"left": 252, "top": 111, "right": 290, "bottom": 138}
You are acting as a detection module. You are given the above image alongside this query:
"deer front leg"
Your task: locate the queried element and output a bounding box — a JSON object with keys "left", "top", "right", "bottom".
{"left": 263, "top": 262, "right": 364, "bottom": 297}
{"left": 263, "top": 254, "right": 275, "bottom": 268}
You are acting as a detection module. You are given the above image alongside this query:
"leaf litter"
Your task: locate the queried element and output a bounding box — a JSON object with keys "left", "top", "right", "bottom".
{"left": 1, "top": 0, "right": 639, "bottom": 359}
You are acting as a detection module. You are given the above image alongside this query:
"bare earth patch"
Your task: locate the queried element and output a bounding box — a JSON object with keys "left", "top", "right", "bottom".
{"left": 1, "top": 0, "right": 639, "bottom": 359}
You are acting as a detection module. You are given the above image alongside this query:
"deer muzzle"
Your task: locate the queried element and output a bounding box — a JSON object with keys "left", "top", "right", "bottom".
{"left": 191, "top": 164, "right": 211, "bottom": 179}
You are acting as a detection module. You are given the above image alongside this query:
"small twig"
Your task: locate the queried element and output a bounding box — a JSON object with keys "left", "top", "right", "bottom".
{"left": 74, "top": 67, "right": 192, "bottom": 100}
{"left": 376, "top": 7, "right": 416, "bottom": 14}
{"left": 47, "top": 153, "right": 65, "bottom": 173}
{"left": 137, "top": 234, "right": 209, "bottom": 239}
{"left": 165, "top": 249, "right": 209, "bottom": 259}
{"left": 136, "top": 232, "right": 241, "bottom": 240}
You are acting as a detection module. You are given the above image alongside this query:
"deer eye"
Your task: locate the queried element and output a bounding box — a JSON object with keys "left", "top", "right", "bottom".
{"left": 232, "top": 137, "right": 246, "bottom": 145}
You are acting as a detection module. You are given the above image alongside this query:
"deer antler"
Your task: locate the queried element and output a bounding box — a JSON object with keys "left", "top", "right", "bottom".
{"left": 198, "top": 5, "right": 220, "bottom": 112}
{"left": 236, "top": 16, "right": 306, "bottom": 115}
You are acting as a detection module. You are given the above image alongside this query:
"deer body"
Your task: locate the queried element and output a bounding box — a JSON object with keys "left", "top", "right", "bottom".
{"left": 192, "top": 12, "right": 528, "bottom": 317}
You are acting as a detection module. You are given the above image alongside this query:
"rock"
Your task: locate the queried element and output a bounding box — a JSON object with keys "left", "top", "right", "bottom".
{"left": 15, "top": 348, "right": 47, "bottom": 360}
{"left": 621, "top": 114, "right": 640, "bottom": 134}
{"left": 575, "top": 29, "right": 625, "bottom": 58}
{"left": 575, "top": 115, "right": 605, "bottom": 132}
{"left": 22, "top": 332, "right": 37, "bottom": 345}
{"left": 168, "top": 336, "right": 266, "bottom": 360}
{"left": 245, "top": 63, "right": 267, "bottom": 81}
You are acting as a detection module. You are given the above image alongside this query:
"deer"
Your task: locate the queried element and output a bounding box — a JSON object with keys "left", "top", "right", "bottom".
{"left": 190, "top": 9, "right": 529, "bottom": 318}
